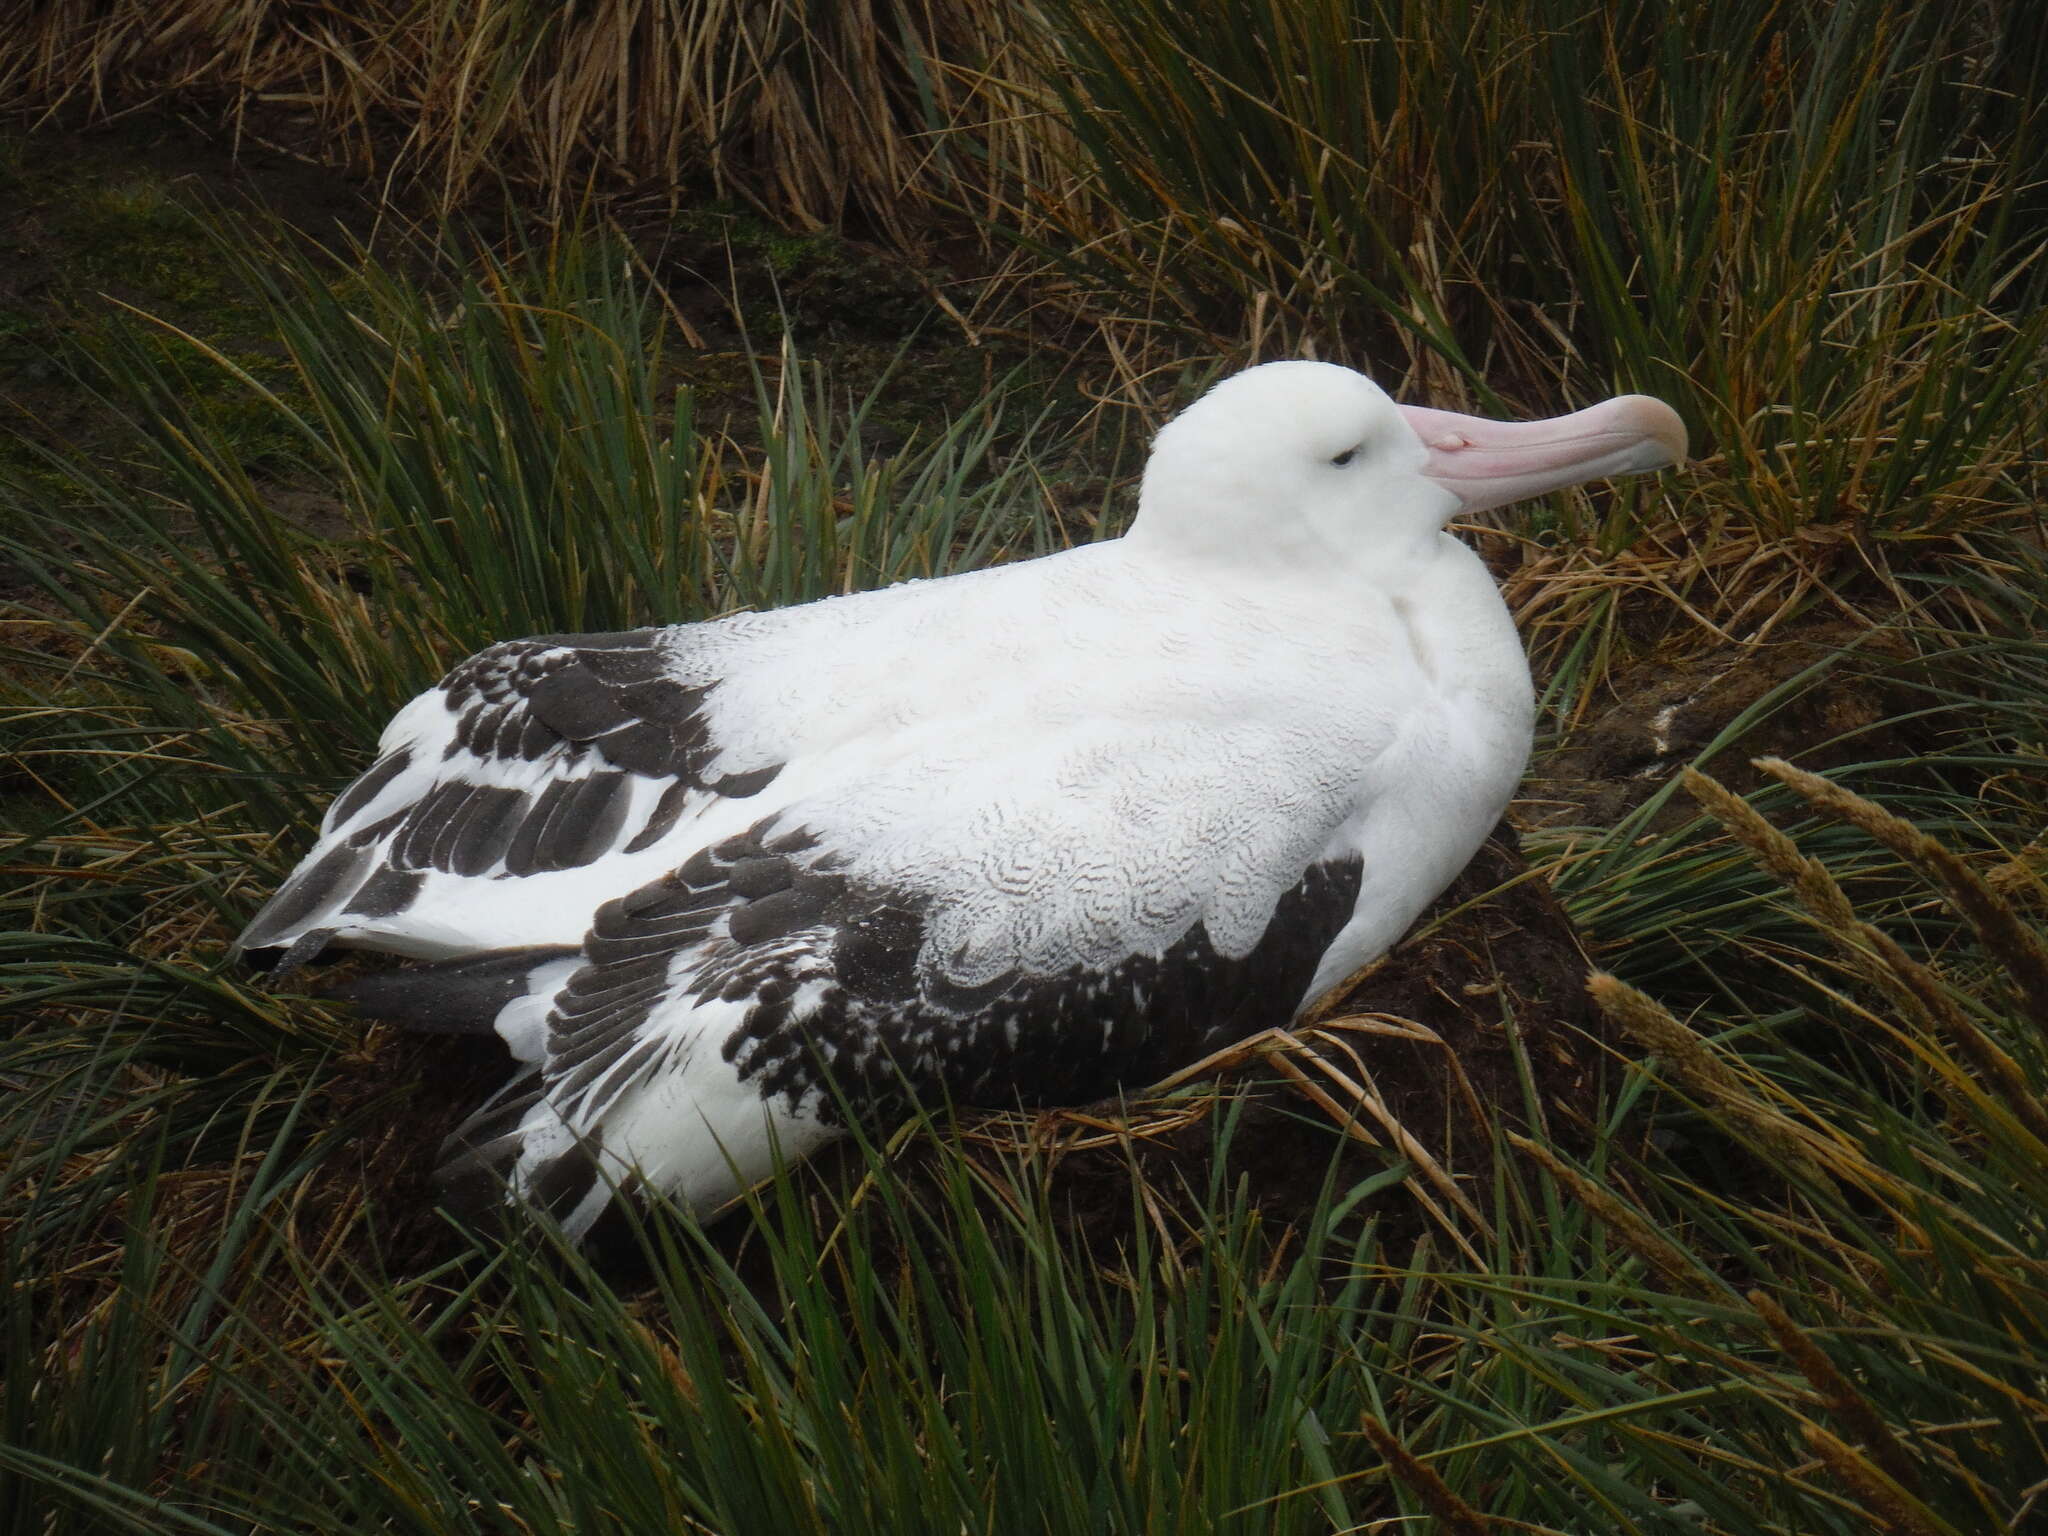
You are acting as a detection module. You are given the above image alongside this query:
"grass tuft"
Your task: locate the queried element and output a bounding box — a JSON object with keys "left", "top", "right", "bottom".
{"left": 4, "top": 7, "right": 2047, "bottom": 1527}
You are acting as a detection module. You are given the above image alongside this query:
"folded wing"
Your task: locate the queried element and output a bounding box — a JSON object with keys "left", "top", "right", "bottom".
{"left": 235, "top": 628, "right": 784, "bottom": 968}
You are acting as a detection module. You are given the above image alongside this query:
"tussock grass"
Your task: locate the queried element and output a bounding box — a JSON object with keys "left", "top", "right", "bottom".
{"left": 8, "top": 0, "right": 2037, "bottom": 640}
{"left": 1558, "top": 769, "right": 2048, "bottom": 1532}
{"left": 1, "top": 222, "right": 1062, "bottom": 1526}
{"left": 0, "top": 0, "right": 1056, "bottom": 237}
{"left": 1028, "top": 3, "right": 2042, "bottom": 458}
{"left": 1023, "top": 0, "right": 2047, "bottom": 679}
{"left": 6, "top": 5, "right": 2048, "bottom": 1529}
{"left": 5, "top": 222, "right": 1054, "bottom": 852}
{"left": 7, "top": 234, "right": 2046, "bottom": 1526}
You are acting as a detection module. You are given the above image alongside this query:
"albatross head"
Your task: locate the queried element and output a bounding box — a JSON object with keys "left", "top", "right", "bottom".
{"left": 1130, "top": 360, "right": 1687, "bottom": 568}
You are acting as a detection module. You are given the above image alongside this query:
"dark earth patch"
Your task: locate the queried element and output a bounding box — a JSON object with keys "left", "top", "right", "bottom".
{"left": 1529, "top": 619, "right": 1927, "bottom": 830}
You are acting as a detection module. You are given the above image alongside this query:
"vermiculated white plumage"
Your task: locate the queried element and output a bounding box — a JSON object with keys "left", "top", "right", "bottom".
{"left": 238, "top": 361, "right": 1685, "bottom": 1236}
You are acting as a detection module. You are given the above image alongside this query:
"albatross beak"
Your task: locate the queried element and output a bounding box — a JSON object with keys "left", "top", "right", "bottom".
{"left": 1398, "top": 395, "right": 1689, "bottom": 514}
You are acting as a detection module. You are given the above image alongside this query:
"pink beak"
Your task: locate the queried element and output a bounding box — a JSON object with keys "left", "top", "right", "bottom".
{"left": 1398, "top": 395, "right": 1688, "bottom": 513}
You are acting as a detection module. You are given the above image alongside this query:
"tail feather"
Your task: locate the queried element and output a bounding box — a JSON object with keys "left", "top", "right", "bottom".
{"left": 436, "top": 1082, "right": 617, "bottom": 1238}
{"left": 434, "top": 1077, "right": 546, "bottom": 1220}
{"left": 327, "top": 946, "right": 581, "bottom": 1035}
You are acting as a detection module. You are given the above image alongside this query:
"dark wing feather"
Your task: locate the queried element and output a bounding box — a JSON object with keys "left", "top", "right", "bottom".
{"left": 430, "top": 810, "right": 1368, "bottom": 1224}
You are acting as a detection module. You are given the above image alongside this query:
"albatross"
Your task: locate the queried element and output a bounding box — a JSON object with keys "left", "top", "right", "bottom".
{"left": 237, "top": 361, "right": 1686, "bottom": 1236}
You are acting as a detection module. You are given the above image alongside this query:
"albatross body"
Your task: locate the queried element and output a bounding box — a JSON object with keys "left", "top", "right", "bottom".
{"left": 237, "top": 362, "right": 1685, "bottom": 1235}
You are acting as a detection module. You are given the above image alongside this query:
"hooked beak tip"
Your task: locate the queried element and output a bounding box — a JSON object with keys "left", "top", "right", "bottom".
{"left": 1607, "top": 394, "right": 1690, "bottom": 470}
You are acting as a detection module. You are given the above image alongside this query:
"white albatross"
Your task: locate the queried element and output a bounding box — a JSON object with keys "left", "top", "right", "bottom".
{"left": 236, "top": 361, "right": 1686, "bottom": 1236}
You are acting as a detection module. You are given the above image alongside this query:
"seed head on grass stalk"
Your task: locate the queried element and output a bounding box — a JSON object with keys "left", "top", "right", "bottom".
{"left": 1507, "top": 1131, "right": 1721, "bottom": 1301}
{"left": 1588, "top": 971, "right": 1842, "bottom": 1190}
{"left": 1755, "top": 757, "right": 2048, "bottom": 1028}
{"left": 1359, "top": 1414, "right": 1493, "bottom": 1536}
{"left": 1748, "top": 1288, "right": 1924, "bottom": 1497}
{"left": 1800, "top": 1425, "right": 1958, "bottom": 1536}
{"left": 1685, "top": 765, "right": 2048, "bottom": 1150}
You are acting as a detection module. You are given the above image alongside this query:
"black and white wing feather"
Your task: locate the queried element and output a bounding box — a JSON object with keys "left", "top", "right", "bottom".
{"left": 235, "top": 629, "right": 784, "bottom": 968}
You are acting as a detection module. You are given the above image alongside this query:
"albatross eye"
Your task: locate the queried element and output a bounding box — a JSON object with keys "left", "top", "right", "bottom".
{"left": 1330, "top": 446, "right": 1360, "bottom": 467}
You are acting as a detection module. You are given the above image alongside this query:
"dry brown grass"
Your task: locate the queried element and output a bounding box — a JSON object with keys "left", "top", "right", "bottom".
{"left": 0, "top": 0, "right": 1062, "bottom": 237}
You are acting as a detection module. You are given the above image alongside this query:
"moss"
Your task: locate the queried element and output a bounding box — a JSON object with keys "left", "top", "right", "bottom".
{"left": 0, "top": 115, "right": 1119, "bottom": 571}
{"left": 635, "top": 197, "right": 1105, "bottom": 485}
{"left": 0, "top": 123, "right": 323, "bottom": 507}
{"left": 8, "top": 132, "right": 260, "bottom": 329}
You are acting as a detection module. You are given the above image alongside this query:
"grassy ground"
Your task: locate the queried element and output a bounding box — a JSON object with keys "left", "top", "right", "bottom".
{"left": 4, "top": 2, "right": 2046, "bottom": 1532}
